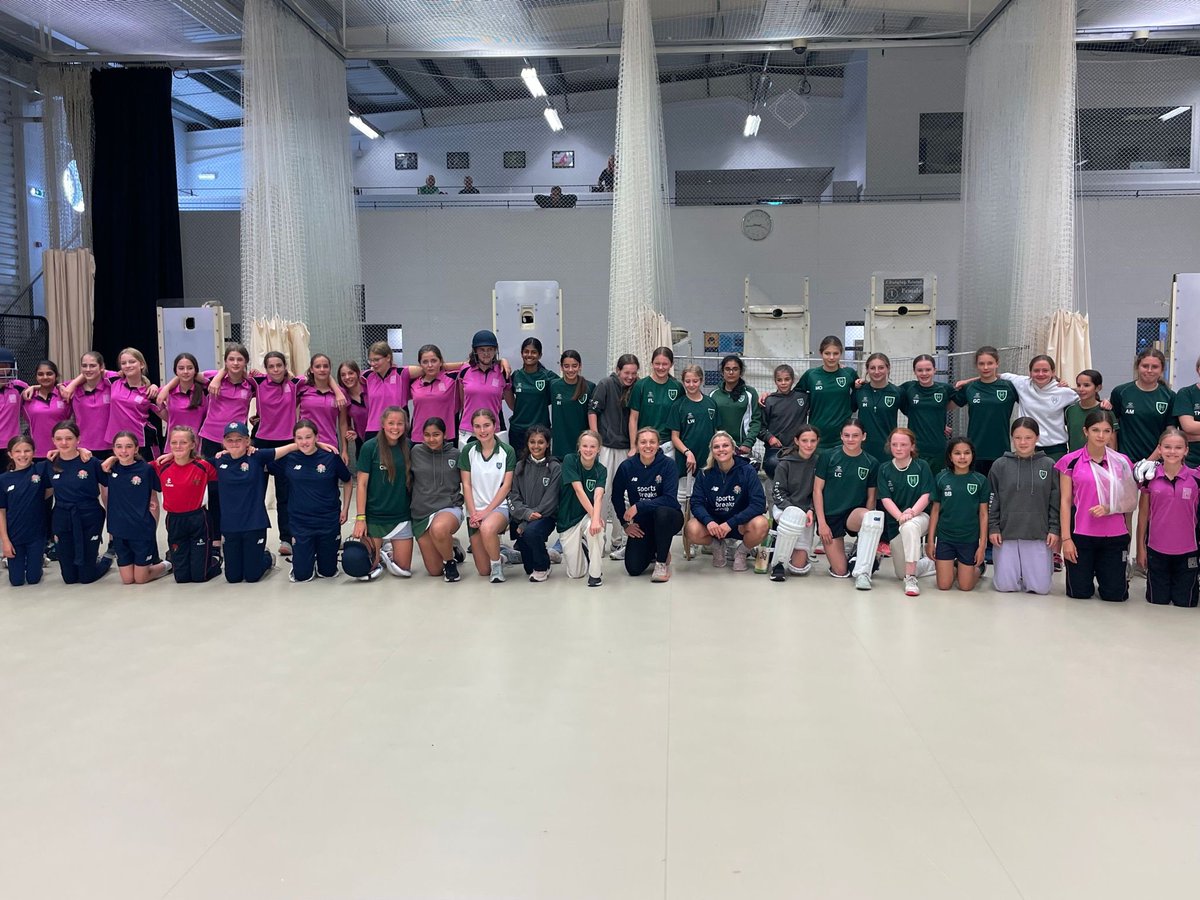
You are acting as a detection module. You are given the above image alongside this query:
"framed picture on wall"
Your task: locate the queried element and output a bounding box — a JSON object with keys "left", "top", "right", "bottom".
{"left": 394, "top": 152, "right": 418, "bottom": 170}
{"left": 503, "top": 150, "right": 526, "bottom": 169}
{"left": 447, "top": 151, "right": 470, "bottom": 169}
{"left": 552, "top": 150, "right": 575, "bottom": 169}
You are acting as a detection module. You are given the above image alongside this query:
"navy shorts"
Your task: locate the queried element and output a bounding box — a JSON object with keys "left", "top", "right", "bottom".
{"left": 825, "top": 511, "right": 857, "bottom": 540}
{"left": 935, "top": 538, "right": 978, "bottom": 565}
{"left": 112, "top": 536, "right": 158, "bottom": 568}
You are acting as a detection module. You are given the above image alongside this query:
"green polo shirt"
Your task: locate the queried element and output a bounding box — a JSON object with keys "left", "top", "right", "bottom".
{"left": 951, "top": 379, "right": 1018, "bottom": 462}
{"left": 798, "top": 366, "right": 858, "bottom": 450}
{"left": 629, "top": 375, "right": 683, "bottom": 442}
{"left": 815, "top": 447, "right": 878, "bottom": 516}
{"left": 933, "top": 470, "right": 990, "bottom": 542}
{"left": 557, "top": 453, "right": 607, "bottom": 531}
{"left": 1111, "top": 381, "right": 1175, "bottom": 462}
{"left": 549, "top": 376, "right": 593, "bottom": 459}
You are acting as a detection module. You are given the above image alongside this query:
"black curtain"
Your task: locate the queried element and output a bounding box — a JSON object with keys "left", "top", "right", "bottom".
{"left": 90, "top": 68, "right": 183, "bottom": 382}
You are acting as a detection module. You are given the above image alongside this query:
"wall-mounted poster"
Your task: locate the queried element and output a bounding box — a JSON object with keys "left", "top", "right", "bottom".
{"left": 503, "top": 150, "right": 526, "bottom": 169}
{"left": 394, "top": 152, "right": 418, "bottom": 170}
{"left": 552, "top": 150, "right": 575, "bottom": 168}
{"left": 446, "top": 152, "right": 470, "bottom": 169}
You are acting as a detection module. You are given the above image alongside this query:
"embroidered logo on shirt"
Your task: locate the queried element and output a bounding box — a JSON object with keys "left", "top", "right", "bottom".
{"left": 542, "top": 476, "right": 550, "bottom": 486}
{"left": 534, "top": 379, "right": 546, "bottom": 391}
{"left": 1156, "top": 401, "right": 1169, "bottom": 414}
{"left": 857, "top": 467, "right": 869, "bottom": 479}
{"left": 30, "top": 474, "right": 40, "bottom": 484}
{"left": 77, "top": 470, "right": 88, "bottom": 479}
{"left": 995, "top": 390, "right": 1008, "bottom": 401}
{"left": 585, "top": 479, "right": 597, "bottom": 492}
{"left": 966, "top": 482, "right": 978, "bottom": 495}
{"left": 317, "top": 464, "right": 327, "bottom": 473}
{"left": 131, "top": 476, "right": 142, "bottom": 486}
{"left": 835, "top": 377, "right": 847, "bottom": 388}
{"left": 933, "top": 392, "right": 944, "bottom": 403}
{"left": 1039, "top": 470, "right": 1047, "bottom": 480}
{"left": 906, "top": 473, "right": 920, "bottom": 487}
{"left": 667, "top": 389, "right": 678, "bottom": 401}
{"left": 240, "top": 462, "right": 249, "bottom": 472}
{"left": 883, "top": 396, "right": 896, "bottom": 408}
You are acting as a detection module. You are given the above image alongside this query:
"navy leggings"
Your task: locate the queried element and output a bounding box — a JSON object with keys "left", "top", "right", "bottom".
{"left": 624, "top": 506, "right": 684, "bottom": 575}
{"left": 514, "top": 516, "right": 557, "bottom": 574}
{"left": 222, "top": 529, "right": 271, "bottom": 583}
{"left": 53, "top": 505, "right": 109, "bottom": 584}
{"left": 291, "top": 531, "right": 340, "bottom": 581}
{"left": 7, "top": 540, "right": 44, "bottom": 586}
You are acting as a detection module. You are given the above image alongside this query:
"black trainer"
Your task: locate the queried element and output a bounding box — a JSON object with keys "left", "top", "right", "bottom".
{"left": 770, "top": 562, "right": 787, "bottom": 582}
{"left": 587, "top": 575, "right": 602, "bottom": 587}
{"left": 442, "top": 558, "right": 461, "bottom": 583}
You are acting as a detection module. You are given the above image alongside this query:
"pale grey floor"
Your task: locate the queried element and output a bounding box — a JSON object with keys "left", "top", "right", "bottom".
{"left": 2, "top": 535, "right": 1198, "bottom": 900}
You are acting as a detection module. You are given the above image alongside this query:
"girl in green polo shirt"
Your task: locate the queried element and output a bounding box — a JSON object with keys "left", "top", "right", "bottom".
{"left": 798, "top": 336, "right": 859, "bottom": 451}
{"left": 507, "top": 337, "right": 554, "bottom": 456}
{"left": 897, "top": 354, "right": 957, "bottom": 474}
{"left": 353, "top": 406, "right": 414, "bottom": 579}
{"left": 1110, "top": 348, "right": 1176, "bottom": 463}
{"left": 853, "top": 353, "right": 903, "bottom": 463}
{"left": 549, "top": 350, "right": 593, "bottom": 460}
{"left": 952, "top": 346, "right": 1018, "bottom": 476}
{"left": 927, "top": 437, "right": 990, "bottom": 593}
{"left": 628, "top": 346, "right": 683, "bottom": 454}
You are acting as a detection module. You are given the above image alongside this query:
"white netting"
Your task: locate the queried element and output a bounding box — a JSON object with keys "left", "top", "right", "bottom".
{"left": 37, "top": 64, "right": 93, "bottom": 250}
{"left": 960, "top": 0, "right": 1077, "bottom": 356}
{"left": 607, "top": 0, "right": 676, "bottom": 369}
{"left": 241, "top": 0, "right": 361, "bottom": 365}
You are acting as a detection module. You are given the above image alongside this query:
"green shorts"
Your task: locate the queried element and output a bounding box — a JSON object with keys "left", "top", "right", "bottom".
{"left": 366, "top": 519, "right": 412, "bottom": 540}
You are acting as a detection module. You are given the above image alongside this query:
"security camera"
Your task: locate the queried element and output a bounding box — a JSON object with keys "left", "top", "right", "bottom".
{"left": 792, "top": 38, "right": 808, "bottom": 55}
{"left": 1132, "top": 28, "right": 1151, "bottom": 46}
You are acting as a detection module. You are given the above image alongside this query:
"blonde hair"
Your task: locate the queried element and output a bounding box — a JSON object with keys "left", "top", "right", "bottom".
{"left": 118, "top": 347, "right": 151, "bottom": 387}
{"left": 703, "top": 430, "right": 737, "bottom": 471}
{"left": 576, "top": 428, "right": 602, "bottom": 451}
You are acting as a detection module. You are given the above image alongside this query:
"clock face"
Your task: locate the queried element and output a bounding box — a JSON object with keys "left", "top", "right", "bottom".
{"left": 742, "top": 209, "right": 772, "bottom": 241}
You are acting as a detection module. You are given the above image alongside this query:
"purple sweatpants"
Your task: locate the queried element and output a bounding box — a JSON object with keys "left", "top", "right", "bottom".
{"left": 992, "top": 539, "right": 1053, "bottom": 595}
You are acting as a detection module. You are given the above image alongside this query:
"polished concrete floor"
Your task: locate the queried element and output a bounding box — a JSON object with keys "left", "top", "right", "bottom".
{"left": 2, "top": 536, "right": 1198, "bottom": 900}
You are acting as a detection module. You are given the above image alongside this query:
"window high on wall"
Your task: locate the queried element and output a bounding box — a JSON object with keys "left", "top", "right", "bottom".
{"left": 1077, "top": 106, "right": 1192, "bottom": 171}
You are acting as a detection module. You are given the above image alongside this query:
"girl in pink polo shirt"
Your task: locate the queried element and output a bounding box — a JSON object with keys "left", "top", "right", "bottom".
{"left": 22, "top": 359, "right": 71, "bottom": 458}
{"left": 457, "top": 330, "right": 509, "bottom": 438}
{"left": 0, "top": 348, "right": 27, "bottom": 469}
{"left": 101, "top": 348, "right": 160, "bottom": 455}
{"left": 339, "top": 360, "right": 369, "bottom": 460}
{"left": 298, "top": 353, "right": 348, "bottom": 458}
{"left": 408, "top": 343, "right": 461, "bottom": 444}
{"left": 363, "top": 340, "right": 411, "bottom": 441}
{"left": 197, "top": 344, "right": 257, "bottom": 455}
{"left": 158, "top": 352, "right": 209, "bottom": 434}
{"left": 58, "top": 350, "right": 115, "bottom": 454}
{"left": 1136, "top": 427, "right": 1200, "bottom": 607}
{"left": 1056, "top": 409, "right": 1137, "bottom": 602}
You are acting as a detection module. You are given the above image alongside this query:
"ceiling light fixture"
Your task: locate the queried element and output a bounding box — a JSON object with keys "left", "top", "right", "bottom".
{"left": 1160, "top": 106, "right": 1190, "bottom": 121}
{"left": 522, "top": 66, "right": 547, "bottom": 98}
{"left": 544, "top": 107, "right": 564, "bottom": 132}
{"left": 743, "top": 114, "right": 761, "bottom": 137}
{"left": 197, "top": 172, "right": 217, "bottom": 181}
{"left": 349, "top": 114, "right": 381, "bottom": 139}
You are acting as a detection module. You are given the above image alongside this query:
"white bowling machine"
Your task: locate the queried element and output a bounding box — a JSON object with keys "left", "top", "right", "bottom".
{"left": 493, "top": 281, "right": 563, "bottom": 365}
{"left": 743, "top": 276, "right": 810, "bottom": 386}
{"left": 865, "top": 272, "right": 937, "bottom": 364}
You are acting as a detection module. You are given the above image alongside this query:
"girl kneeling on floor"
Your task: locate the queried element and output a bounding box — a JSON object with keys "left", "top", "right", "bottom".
{"left": 354, "top": 406, "right": 416, "bottom": 581}
{"left": 410, "top": 417, "right": 465, "bottom": 583}
{"left": 509, "top": 424, "right": 561, "bottom": 583}
{"left": 459, "top": 408, "right": 516, "bottom": 583}
{"left": 770, "top": 424, "right": 820, "bottom": 581}
{"left": 611, "top": 427, "right": 683, "bottom": 581}
{"left": 685, "top": 431, "right": 769, "bottom": 572}
{"left": 1056, "top": 410, "right": 1135, "bottom": 601}
{"left": 0, "top": 435, "right": 51, "bottom": 586}
{"left": 273, "top": 419, "right": 352, "bottom": 583}
{"left": 813, "top": 418, "right": 880, "bottom": 589}
{"left": 927, "top": 437, "right": 989, "bottom": 592}
{"left": 47, "top": 421, "right": 112, "bottom": 584}
{"left": 101, "top": 431, "right": 171, "bottom": 584}
{"left": 876, "top": 428, "right": 935, "bottom": 596}
{"left": 988, "top": 418, "right": 1061, "bottom": 595}
{"left": 154, "top": 425, "right": 220, "bottom": 583}
{"left": 1136, "top": 427, "right": 1200, "bottom": 607}
{"left": 557, "top": 429, "right": 607, "bottom": 586}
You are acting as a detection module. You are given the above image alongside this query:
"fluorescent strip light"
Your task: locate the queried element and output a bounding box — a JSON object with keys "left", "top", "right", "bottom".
{"left": 743, "top": 113, "right": 761, "bottom": 137}
{"left": 521, "top": 67, "right": 547, "bottom": 98}
{"left": 1159, "top": 106, "right": 1190, "bottom": 121}
{"left": 349, "top": 115, "right": 381, "bottom": 139}
{"left": 543, "top": 107, "right": 564, "bottom": 132}
{"left": 197, "top": 172, "right": 217, "bottom": 181}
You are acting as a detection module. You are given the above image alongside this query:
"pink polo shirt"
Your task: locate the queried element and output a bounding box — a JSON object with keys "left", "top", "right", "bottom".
{"left": 1055, "top": 447, "right": 1133, "bottom": 538}
{"left": 297, "top": 383, "right": 341, "bottom": 443}
{"left": 163, "top": 383, "right": 209, "bottom": 434}
{"left": 104, "top": 378, "right": 156, "bottom": 445}
{"left": 0, "top": 379, "right": 29, "bottom": 443}
{"left": 346, "top": 391, "right": 368, "bottom": 439}
{"left": 252, "top": 375, "right": 300, "bottom": 441}
{"left": 73, "top": 375, "right": 114, "bottom": 451}
{"left": 457, "top": 365, "right": 508, "bottom": 435}
{"left": 23, "top": 387, "right": 71, "bottom": 456}
{"left": 1140, "top": 466, "right": 1200, "bottom": 556}
{"left": 199, "top": 371, "right": 256, "bottom": 443}
{"left": 410, "top": 372, "right": 459, "bottom": 441}
{"left": 364, "top": 367, "right": 410, "bottom": 434}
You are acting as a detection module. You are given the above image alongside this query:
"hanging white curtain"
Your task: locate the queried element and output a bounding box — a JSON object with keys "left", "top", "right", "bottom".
{"left": 42, "top": 248, "right": 94, "bottom": 369}
{"left": 38, "top": 65, "right": 94, "bottom": 250}
{"left": 1045, "top": 309, "right": 1092, "bottom": 377}
{"left": 960, "top": 0, "right": 1077, "bottom": 356}
{"left": 607, "top": 0, "right": 677, "bottom": 369}
{"left": 249, "top": 316, "right": 311, "bottom": 376}
{"left": 241, "top": 0, "right": 361, "bottom": 366}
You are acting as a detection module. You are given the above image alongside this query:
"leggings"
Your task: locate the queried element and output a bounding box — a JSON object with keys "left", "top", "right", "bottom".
{"left": 222, "top": 529, "right": 271, "bottom": 583}
{"left": 624, "top": 505, "right": 684, "bottom": 575}
{"left": 292, "top": 531, "right": 340, "bottom": 581}
{"left": 7, "top": 539, "right": 44, "bottom": 586}
{"left": 514, "top": 516, "right": 557, "bottom": 574}
{"left": 53, "top": 504, "right": 108, "bottom": 584}
{"left": 1065, "top": 531, "right": 1129, "bottom": 601}
{"left": 166, "top": 508, "right": 219, "bottom": 583}
{"left": 254, "top": 437, "right": 292, "bottom": 543}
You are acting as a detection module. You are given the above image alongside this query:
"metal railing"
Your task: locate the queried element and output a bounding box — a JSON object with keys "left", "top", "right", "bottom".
{"left": 1, "top": 271, "right": 42, "bottom": 317}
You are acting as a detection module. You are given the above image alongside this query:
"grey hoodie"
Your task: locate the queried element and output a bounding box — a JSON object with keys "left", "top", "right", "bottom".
{"left": 510, "top": 455, "right": 562, "bottom": 523}
{"left": 409, "top": 443, "right": 463, "bottom": 520}
{"left": 771, "top": 452, "right": 816, "bottom": 512}
{"left": 987, "top": 450, "right": 1060, "bottom": 540}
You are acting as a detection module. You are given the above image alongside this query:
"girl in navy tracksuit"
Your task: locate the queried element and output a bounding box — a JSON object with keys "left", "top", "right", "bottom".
{"left": 611, "top": 426, "right": 683, "bottom": 580}
{"left": 0, "top": 435, "right": 51, "bottom": 586}
{"left": 47, "top": 421, "right": 113, "bottom": 584}
{"left": 685, "top": 430, "right": 770, "bottom": 571}
{"left": 102, "top": 431, "right": 171, "bottom": 584}
{"left": 271, "top": 418, "right": 352, "bottom": 582}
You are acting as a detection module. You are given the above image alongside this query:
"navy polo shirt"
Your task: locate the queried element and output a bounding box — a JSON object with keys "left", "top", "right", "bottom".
{"left": 209, "top": 448, "right": 276, "bottom": 533}
{"left": 0, "top": 462, "right": 51, "bottom": 544}
{"left": 48, "top": 456, "right": 107, "bottom": 511}
{"left": 271, "top": 448, "right": 351, "bottom": 535}
{"left": 105, "top": 459, "right": 161, "bottom": 541}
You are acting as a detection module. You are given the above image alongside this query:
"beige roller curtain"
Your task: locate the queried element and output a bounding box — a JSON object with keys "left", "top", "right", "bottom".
{"left": 43, "top": 248, "right": 95, "bottom": 369}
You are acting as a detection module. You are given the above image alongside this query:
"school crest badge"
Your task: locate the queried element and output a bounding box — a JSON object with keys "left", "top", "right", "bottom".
{"left": 542, "top": 476, "right": 550, "bottom": 486}
{"left": 585, "top": 479, "right": 597, "bottom": 492}
{"left": 966, "top": 482, "right": 978, "bottom": 495}
{"left": 906, "top": 473, "right": 920, "bottom": 488}
{"left": 835, "top": 376, "right": 847, "bottom": 388}
{"left": 535, "top": 379, "right": 546, "bottom": 392}
{"left": 708, "top": 408, "right": 716, "bottom": 419}
{"left": 1039, "top": 469, "right": 1048, "bottom": 480}
{"left": 495, "top": 461, "right": 502, "bottom": 469}
{"left": 883, "top": 395, "right": 896, "bottom": 408}
{"left": 240, "top": 462, "right": 249, "bottom": 472}
{"left": 933, "top": 392, "right": 944, "bottom": 403}
{"left": 30, "top": 474, "right": 39, "bottom": 484}
{"left": 996, "top": 390, "right": 1008, "bottom": 401}
{"left": 317, "top": 464, "right": 326, "bottom": 474}
{"left": 668, "top": 389, "right": 679, "bottom": 401}
{"left": 1156, "top": 401, "right": 1168, "bottom": 414}
{"left": 76, "top": 470, "right": 88, "bottom": 479}
{"left": 131, "top": 476, "right": 142, "bottom": 486}
{"left": 857, "top": 467, "right": 869, "bottom": 480}
{"left": 448, "top": 459, "right": 457, "bottom": 468}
